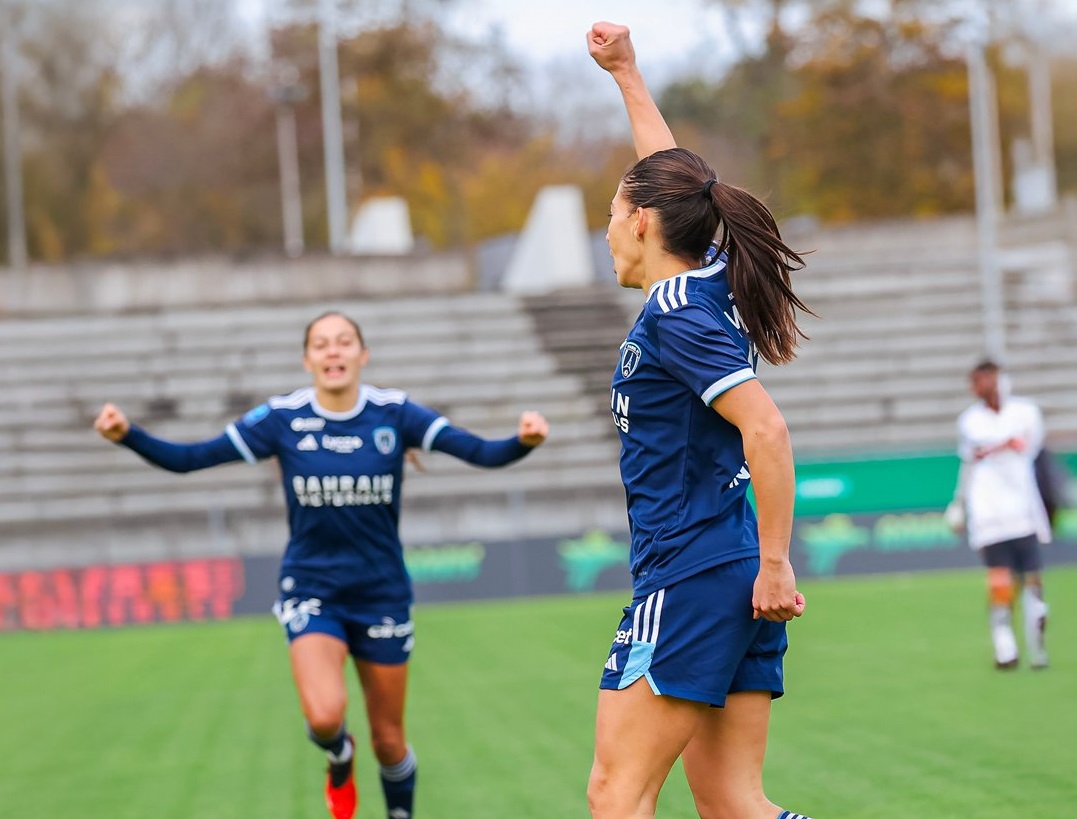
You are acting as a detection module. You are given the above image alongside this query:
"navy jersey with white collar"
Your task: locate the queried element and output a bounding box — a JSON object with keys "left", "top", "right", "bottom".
{"left": 610, "top": 253, "right": 761, "bottom": 596}
{"left": 227, "top": 384, "right": 447, "bottom": 610}
{"left": 118, "top": 383, "right": 533, "bottom": 613}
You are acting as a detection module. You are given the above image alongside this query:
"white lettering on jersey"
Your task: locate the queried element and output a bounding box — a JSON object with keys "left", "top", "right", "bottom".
{"left": 273, "top": 597, "right": 323, "bottom": 633}
{"left": 321, "top": 435, "right": 363, "bottom": 454}
{"left": 728, "top": 462, "right": 751, "bottom": 488}
{"left": 366, "top": 617, "right": 415, "bottom": 639}
{"left": 296, "top": 434, "right": 319, "bottom": 451}
{"left": 723, "top": 303, "right": 744, "bottom": 331}
{"left": 723, "top": 303, "right": 759, "bottom": 362}
{"left": 290, "top": 417, "right": 326, "bottom": 432}
{"left": 291, "top": 474, "right": 395, "bottom": 507}
{"left": 611, "top": 388, "right": 631, "bottom": 433}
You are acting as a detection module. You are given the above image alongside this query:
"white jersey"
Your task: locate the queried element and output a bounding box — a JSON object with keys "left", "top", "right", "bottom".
{"left": 956, "top": 396, "right": 1051, "bottom": 550}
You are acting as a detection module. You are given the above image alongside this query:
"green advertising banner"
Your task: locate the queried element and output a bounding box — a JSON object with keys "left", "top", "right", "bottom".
{"left": 792, "top": 451, "right": 1077, "bottom": 517}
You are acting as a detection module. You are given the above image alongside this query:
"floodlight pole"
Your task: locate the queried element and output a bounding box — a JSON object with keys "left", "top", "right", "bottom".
{"left": 1027, "top": 49, "right": 1057, "bottom": 206}
{"left": 270, "top": 66, "right": 307, "bottom": 259}
{"left": 318, "top": 0, "right": 349, "bottom": 254}
{"left": 1, "top": 21, "right": 27, "bottom": 271}
{"left": 967, "top": 44, "right": 1007, "bottom": 362}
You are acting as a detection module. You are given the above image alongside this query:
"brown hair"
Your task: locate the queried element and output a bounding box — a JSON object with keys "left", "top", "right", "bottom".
{"left": 620, "top": 147, "right": 813, "bottom": 365}
{"left": 303, "top": 311, "right": 365, "bottom": 351}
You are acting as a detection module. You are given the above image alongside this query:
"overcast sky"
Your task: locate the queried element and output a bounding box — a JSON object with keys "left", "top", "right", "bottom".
{"left": 441, "top": 0, "right": 744, "bottom": 71}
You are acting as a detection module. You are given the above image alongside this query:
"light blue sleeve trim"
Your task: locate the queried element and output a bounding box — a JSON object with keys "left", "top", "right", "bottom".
{"left": 225, "top": 423, "right": 258, "bottom": 464}
{"left": 701, "top": 368, "right": 757, "bottom": 405}
{"left": 421, "top": 416, "right": 450, "bottom": 452}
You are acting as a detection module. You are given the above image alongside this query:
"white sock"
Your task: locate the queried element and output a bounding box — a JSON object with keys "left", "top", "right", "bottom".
{"left": 1022, "top": 586, "right": 1048, "bottom": 666}
{"left": 990, "top": 605, "right": 1018, "bottom": 664}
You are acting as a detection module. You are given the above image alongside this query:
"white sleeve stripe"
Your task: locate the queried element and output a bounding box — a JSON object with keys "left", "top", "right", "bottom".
{"left": 666, "top": 279, "right": 681, "bottom": 309}
{"left": 701, "top": 368, "right": 757, "bottom": 404}
{"left": 659, "top": 280, "right": 676, "bottom": 308}
{"left": 655, "top": 283, "right": 670, "bottom": 313}
{"left": 662, "top": 280, "right": 676, "bottom": 310}
{"left": 677, "top": 276, "right": 688, "bottom": 307}
{"left": 225, "top": 423, "right": 258, "bottom": 464}
{"left": 421, "top": 416, "right": 450, "bottom": 452}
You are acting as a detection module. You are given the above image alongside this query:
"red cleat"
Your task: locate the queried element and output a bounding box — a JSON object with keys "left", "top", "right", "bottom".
{"left": 325, "top": 736, "right": 358, "bottom": 819}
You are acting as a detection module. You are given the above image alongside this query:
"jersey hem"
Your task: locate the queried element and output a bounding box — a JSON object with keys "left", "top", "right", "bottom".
{"left": 631, "top": 546, "right": 759, "bottom": 598}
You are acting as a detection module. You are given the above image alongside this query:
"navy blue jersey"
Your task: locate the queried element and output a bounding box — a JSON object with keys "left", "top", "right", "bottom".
{"left": 611, "top": 254, "right": 760, "bottom": 595}
{"left": 226, "top": 384, "right": 446, "bottom": 611}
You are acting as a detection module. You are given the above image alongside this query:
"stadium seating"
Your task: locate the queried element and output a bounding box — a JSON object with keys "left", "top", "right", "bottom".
{"left": 2, "top": 210, "right": 1075, "bottom": 569}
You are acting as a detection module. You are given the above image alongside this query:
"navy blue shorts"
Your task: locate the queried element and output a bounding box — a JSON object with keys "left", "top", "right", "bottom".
{"left": 273, "top": 594, "right": 414, "bottom": 665}
{"left": 599, "top": 557, "right": 787, "bottom": 707}
{"left": 980, "top": 534, "right": 1044, "bottom": 574}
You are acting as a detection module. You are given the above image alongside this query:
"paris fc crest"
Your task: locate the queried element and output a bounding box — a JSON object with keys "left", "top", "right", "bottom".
{"left": 620, "top": 342, "right": 642, "bottom": 378}
{"left": 373, "top": 426, "right": 397, "bottom": 455}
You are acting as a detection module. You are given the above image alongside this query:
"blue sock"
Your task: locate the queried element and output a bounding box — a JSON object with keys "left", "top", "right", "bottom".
{"left": 380, "top": 745, "right": 417, "bottom": 819}
{"left": 307, "top": 722, "right": 350, "bottom": 761}
{"left": 778, "top": 811, "right": 814, "bottom": 819}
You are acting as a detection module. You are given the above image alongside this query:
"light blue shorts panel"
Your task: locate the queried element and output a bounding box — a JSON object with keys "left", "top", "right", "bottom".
{"left": 273, "top": 595, "right": 414, "bottom": 665}
{"left": 598, "top": 557, "right": 787, "bottom": 706}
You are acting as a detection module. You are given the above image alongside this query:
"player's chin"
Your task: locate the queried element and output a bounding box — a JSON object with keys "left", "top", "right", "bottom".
{"left": 318, "top": 374, "right": 354, "bottom": 392}
{"left": 613, "top": 267, "right": 638, "bottom": 290}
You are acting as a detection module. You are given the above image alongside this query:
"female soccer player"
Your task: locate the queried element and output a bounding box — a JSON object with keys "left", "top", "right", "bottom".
{"left": 586, "top": 22, "right": 814, "bottom": 819}
{"left": 93, "top": 311, "right": 549, "bottom": 819}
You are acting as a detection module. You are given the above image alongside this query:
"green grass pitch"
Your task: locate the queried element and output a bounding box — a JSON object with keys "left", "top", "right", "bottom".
{"left": 2, "top": 566, "right": 1075, "bottom": 818}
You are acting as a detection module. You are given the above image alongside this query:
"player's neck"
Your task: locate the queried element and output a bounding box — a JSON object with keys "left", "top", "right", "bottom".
{"left": 641, "top": 253, "right": 698, "bottom": 295}
{"left": 316, "top": 385, "right": 361, "bottom": 413}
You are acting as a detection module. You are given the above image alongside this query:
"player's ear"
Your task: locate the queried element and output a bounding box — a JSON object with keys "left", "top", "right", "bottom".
{"left": 302, "top": 354, "right": 313, "bottom": 374}
{"left": 633, "top": 206, "right": 648, "bottom": 241}
{"left": 358, "top": 346, "right": 370, "bottom": 367}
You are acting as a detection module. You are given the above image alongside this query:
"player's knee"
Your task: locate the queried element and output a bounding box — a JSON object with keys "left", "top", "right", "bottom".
{"left": 587, "top": 763, "right": 638, "bottom": 817}
{"left": 988, "top": 577, "right": 1014, "bottom": 606}
{"left": 692, "top": 792, "right": 751, "bottom": 819}
{"left": 586, "top": 764, "right": 612, "bottom": 816}
{"left": 304, "top": 700, "right": 347, "bottom": 738}
{"left": 369, "top": 725, "right": 406, "bottom": 765}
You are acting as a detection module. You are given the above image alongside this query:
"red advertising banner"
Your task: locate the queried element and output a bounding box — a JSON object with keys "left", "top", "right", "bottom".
{"left": 0, "top": 558, "right": 245, "bottom": 631}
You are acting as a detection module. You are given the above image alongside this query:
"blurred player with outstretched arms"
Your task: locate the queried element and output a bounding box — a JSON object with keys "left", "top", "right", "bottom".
{"left": 94, "top": 311, "right": 549, "bottom": 819}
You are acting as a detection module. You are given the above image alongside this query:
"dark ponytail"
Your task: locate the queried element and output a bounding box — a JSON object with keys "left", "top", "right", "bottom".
{"left": 621, "top": 147, "right": 813, "bottom": 365}
{"left": 709, "top": 182, "right": 812, "bottom": 365}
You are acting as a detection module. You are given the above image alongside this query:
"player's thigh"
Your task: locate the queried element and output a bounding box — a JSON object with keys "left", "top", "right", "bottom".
{"left": 591, "top": 679, "right": 707, "bottom": 814}
{"left": 682, "top": 691, "right": 774, "bottom": 816}
{"left": 354, "top": 659, "right": 408, "bottom": 734}
{"left": 288, "top": 632, "right": 351, "bottom": 730}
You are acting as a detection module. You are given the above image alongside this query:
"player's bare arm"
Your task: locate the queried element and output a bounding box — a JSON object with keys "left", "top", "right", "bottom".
{"left": 588, "top": 21, "right": 677, "bottom": 159}
{"left": 712, "top": 380, "right": 805, "bottom": 622}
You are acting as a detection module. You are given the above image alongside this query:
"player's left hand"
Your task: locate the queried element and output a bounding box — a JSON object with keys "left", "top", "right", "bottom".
{"left": 587, "top": 21, "right": 636, "bottom": 75}
{"left": 517, "top": 411, "right": 549, "bottom": 447}
{"left": 752, "top": 560, "right": 805, "bottom": 622}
